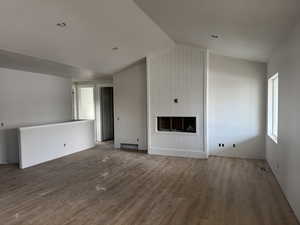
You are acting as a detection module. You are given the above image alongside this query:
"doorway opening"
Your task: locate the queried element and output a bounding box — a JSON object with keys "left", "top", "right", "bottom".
{"left": 73, "top": 84, "right": 114, "bottom": 144}
{"left": 100, "top": 87, "right": 114, "bottom": 142}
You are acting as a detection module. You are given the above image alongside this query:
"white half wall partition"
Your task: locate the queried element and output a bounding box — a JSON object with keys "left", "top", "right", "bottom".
{"left": 147, "top": 44, "right": 208, "bottom": 158}
{"left": 19, "top": 120, "right": 96, "bottom": 169}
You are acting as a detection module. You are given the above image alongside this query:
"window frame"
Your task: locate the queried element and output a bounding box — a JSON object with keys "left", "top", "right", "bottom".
{"left": 267, "top": 73, "right": 279, "bottom": 143}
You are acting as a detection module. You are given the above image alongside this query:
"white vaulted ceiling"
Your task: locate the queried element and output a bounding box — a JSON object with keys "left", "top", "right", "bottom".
{"left": 135, "top": 0, "right": 300, "bottom": 62}
{"left": 0, "top": 0, "right": 174, "bottom": 78}
{"left": 1, "top": 0, "right": 300, "bottom": 79}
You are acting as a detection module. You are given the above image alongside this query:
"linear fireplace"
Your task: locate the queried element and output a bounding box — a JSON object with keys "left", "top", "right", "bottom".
{"left": 157, "top": 117, "right": 196, "bottom": 133}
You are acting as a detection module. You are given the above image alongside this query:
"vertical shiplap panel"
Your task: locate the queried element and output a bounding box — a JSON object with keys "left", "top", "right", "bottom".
{"left": 147, "top": 44, "right": 206, "bottom": 157}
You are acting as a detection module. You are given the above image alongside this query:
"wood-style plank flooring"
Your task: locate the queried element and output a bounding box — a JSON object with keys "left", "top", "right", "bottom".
{"left": 0, "top": 143, "right": 298, "bottom": 225}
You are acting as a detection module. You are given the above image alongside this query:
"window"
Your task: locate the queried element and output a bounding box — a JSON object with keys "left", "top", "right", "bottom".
{"left": 268, "top": 73, "right": 279, "bottom": 143}
{"left": 77, "top": 86, "right": 95, "bottom": 120}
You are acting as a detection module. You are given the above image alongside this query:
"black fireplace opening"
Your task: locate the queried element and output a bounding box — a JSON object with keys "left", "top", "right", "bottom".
{"left": 157, "top": 117, "right": 196, "bottom": 133}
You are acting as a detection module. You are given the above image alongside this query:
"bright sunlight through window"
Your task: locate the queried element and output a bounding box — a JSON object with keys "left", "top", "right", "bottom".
{"left": 78, "top": 87, "right": 95, "bottom": 120}
{"left": 268, "top": 73, "right": 279, "bottom": 143}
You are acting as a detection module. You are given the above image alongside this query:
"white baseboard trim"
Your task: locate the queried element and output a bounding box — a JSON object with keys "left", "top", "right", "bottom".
{"left": 209, "top": 152, "right": 265, "bottom": 160}
{"left": 149, "top": 147, "right": 207, "bottom": 159}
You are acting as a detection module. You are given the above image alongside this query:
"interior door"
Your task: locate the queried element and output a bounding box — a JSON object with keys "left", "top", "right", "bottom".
{"left": 101, "top": 87, "right": 114, "bottom": 141}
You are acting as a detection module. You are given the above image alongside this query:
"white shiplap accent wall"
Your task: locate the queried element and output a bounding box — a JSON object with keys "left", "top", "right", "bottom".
{"left": 147, "top": 44, "right": 207, "bottom": 158}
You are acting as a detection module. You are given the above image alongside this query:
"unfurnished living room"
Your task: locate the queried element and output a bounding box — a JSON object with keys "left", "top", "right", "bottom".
{"left": 0, "top": 0, "right": 300, "bottom": 224}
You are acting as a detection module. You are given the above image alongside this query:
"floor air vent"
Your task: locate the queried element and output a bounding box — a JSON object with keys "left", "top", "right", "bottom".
{"left": 120, "top": 143, "right": 139, "bottom": 151}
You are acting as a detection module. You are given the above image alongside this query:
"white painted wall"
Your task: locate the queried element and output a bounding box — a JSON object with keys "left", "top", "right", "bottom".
{"left": 266, "top": 21, "right": 300, "bottom": 221}
{"left": 0, "top": 68, "right": 72, "bottom": 164}
{"left": 113, "top": 60, "right": 147, "bottom": 150}
{"left": 19, "top": 120, "right": 95, "bottom": 169}
{"left": 147, "top": 44, "right": 207, "bottom": 158}
{"left": 208, "top": 54, "right": 266, "bottom": 159}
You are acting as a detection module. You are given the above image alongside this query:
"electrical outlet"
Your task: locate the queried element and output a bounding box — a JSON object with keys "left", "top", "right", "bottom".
{"left": 64, "top": 144, "right": 66, "bottom": 147}
{"left": 233, "top": 144, "right": 236, "bottom": 148}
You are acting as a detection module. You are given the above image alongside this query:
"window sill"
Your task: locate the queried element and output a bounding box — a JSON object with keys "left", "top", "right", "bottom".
{"left": 268, "top": 134, "right": 278, "bottom": 144}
